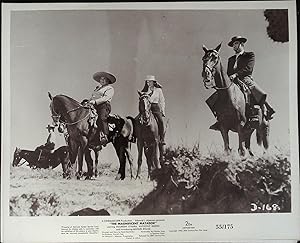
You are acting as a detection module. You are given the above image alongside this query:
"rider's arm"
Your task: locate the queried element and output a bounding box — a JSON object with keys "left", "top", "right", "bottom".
{"left": 92, "top": 86, "right": 114, "bottom": 105}
{"left": 158, "top": 88, "right": 166, "bottom": 116}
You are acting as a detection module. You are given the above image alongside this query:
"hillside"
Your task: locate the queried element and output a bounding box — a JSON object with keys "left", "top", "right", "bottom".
{"left": 10, "top": 146, "right": 291, "bottom": 216}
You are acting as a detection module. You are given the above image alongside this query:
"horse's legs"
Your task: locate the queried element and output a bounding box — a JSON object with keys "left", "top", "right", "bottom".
{"left": 220, "top": 127, "right": 231, "bottom": 154}
{"left": 117, "top": 145, "right": 126, "bottom": 180}
{"left": 68, "top": 139, "right": 79, "bottom": 178}
{"left": 136, "top": 139, "right": 144, "bottom": 179}
{"left": 94, "top": 149, "right": 99, "bottom": 177}
{"left": 125, "top": 146, "right": 133, "bottom": 179}
{"left": 84, "top": 148, "right": 93, "bottom": 179}
{"left": 154, "top": 141, "right": 161, "bottom": 170}
{"left": 237, "top": 125, "right": 245, "bottom": 156}
{"left": 144, "top": 147, "right": 151, "bottom": 180}
{"left": 244, "top": 132, "right": 254, "bottom": 156}
{"left": 77, "top": 138, "right": 88, "bottom": 180}
{"left": 158, "top": 143, "right": 165, "bottom": 168}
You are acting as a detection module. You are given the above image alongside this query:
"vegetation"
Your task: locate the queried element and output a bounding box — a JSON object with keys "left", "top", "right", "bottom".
{"left": 10, "top": 145, "right": 291, "bottom": 216}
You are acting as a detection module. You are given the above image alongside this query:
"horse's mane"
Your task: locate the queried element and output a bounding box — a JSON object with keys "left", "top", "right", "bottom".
{"left": 219, "top": 59, "right": 231, "bottom": 84}
{"left": 55, "top": 94, "right": 82, "bottom": 106}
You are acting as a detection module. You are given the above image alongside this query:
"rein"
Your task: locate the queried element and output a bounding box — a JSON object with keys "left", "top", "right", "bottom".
{"left": 139, "top": 95, "right": 152, "bottom": 126}
{"left": 204, "top": 54, "right": 234, "bottom": 91}
{"left": 50, "top": 99, "right": 91, "bottom": 126}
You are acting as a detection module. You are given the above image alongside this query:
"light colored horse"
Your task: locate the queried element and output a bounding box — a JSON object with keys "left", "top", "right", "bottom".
{"left": 135, "top": 91, "right": 163, "bottom": 179}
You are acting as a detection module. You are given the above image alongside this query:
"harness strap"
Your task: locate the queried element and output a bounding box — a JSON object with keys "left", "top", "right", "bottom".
{"left": 37, "top": 150, "right": 42, "bottom": 161}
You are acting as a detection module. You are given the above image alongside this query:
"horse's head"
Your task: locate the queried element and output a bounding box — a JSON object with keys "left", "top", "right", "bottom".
{"left": 201, "top": 43, "right": 222, "bottom": 89}
{"left": 12, "top": 147, "right": 22, "bottom": 167}
{"left": 48, "top": 93, "right": 61, "bottom": 127}
{"left": 138, "top": 91, "right": 152, "bottom": 125}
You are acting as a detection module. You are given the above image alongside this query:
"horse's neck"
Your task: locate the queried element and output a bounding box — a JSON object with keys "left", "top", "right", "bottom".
{"left": 215, "top": 60, "right": 231, "bottom": 89}
{"left": 57, "top": 96, "right": 87, "bottom": 123}
{"left": 20, "top": 150, "right": 36, "bottom": 160}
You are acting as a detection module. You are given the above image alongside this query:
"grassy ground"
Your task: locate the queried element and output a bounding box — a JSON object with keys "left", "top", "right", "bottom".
{"left": 10, "top": 145, "right": 291, "bottom": 216}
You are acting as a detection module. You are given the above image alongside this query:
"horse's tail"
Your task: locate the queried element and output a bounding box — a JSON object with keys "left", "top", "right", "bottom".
{"left": 126, "top": 116, "right": 136, "bottom": 137}
{"left": 256, "top": 120, "right": 270, "bottom": 149}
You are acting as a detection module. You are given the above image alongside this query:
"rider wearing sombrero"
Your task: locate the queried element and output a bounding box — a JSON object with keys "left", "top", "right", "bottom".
{"left": 89, "top": 71, "right": 116, "bottom": 146}
{"left": 141, "top": 75, "right": 166, "bottom": 145}
{"left": 210, "top": 35, "right": 275, "bottom": 130}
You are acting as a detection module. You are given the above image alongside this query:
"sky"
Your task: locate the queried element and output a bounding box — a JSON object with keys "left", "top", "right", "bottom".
{"left": 9, "top": 9, "right": 291, "bottom": 161}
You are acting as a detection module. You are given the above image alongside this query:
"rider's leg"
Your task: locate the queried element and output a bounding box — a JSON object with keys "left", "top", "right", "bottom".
{"left": 97, "top": 102, "right": 111, "bottom": 146}
{"left": 153, "top": 111, "right": 166, "bottom": 145}
{"left": 151, "top": 104, "right": 166, "bottom": 145}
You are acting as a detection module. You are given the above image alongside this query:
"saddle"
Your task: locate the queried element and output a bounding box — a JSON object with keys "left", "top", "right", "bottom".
{"left": 234, "top": 79, "right": 252, "bottom": 105}
{"left": 234, "top": 79, "right": 261, "bottom": 126}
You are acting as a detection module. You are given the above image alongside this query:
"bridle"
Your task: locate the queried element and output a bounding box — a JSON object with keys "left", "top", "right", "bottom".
{"left": 50, "top": 98, "right": 91, "bottom": 127}
{"left": 139, "top": 94, "right": 152, "bottom": 126}
{"left": 202, "top": 50, "right": 233, "bottom": 90}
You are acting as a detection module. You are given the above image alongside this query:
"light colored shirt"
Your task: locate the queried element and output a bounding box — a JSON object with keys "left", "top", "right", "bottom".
{"left": 91, "top": 85, "right": 114, "bottom": 105}
{"left": 149, "top": 87, "right": 166, "bottom": 115}
{"left": 233, "top": 50, "right": 245, "bottom": 69}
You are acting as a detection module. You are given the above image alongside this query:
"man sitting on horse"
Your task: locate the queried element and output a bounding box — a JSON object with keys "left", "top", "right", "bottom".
{"left": 210, "top": 35, "right": 275, "bottom": 131}
{"left": 141, "top": 75, "right": 166, "bottom": 145}
{"left": 35, "top": 124, "right": 56, "bottom": 154}
{"left": 88, "top": 71, "right": 116, "bottom": 147}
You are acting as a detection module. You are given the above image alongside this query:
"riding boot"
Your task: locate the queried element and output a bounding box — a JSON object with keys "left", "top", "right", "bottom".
{"left": 264, "top": 101, "right": 275, "bottom": 120}
{"left": 209, "top": 121, "right": 220, "bottom": 131}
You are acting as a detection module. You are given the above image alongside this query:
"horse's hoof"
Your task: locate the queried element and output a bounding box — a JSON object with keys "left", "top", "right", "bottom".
{"left": 115, "top": 174, "right": 122, "bottom": 180}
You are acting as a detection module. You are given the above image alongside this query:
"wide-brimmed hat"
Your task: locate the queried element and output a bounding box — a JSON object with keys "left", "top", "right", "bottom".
{"left": 46, "top": 124, "right": 55, "bottom": 130}
{"left": 228, "top": 36, "right": 247, "bottom": 47}
{"left": 93, "top": 71, "right": 116, "bottom": 84}
{"left": 144, "top": 75, "right": 162, "bottom": 88}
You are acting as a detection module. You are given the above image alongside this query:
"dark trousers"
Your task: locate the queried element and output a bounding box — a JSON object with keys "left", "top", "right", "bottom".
{"left": 151, "top": 103, "right": 165, "bottom": 142}
{"left": 95, "top": 102, "right": 111, "bottom": 136}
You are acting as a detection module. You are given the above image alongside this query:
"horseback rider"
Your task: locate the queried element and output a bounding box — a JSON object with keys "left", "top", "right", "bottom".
{"left": 88, "top": 71, "right": 116, "bottom": 147}
{"left": 35, "top": 124, "right": 56, "bottom": 154}
{"left": 141, "top": 75, "right": 166, "bottom": 145}
{"left": 210, "top": 35, "right": 275, "bottom": 131}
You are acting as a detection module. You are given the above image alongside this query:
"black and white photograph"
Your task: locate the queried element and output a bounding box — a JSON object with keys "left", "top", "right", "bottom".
{"left": 1, "top": 2, "right": 299, "bottom": 242}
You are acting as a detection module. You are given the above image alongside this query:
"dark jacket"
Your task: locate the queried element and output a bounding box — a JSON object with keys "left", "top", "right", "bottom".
{"left": 227, "top": 51, "right": 255, "bottom": 79}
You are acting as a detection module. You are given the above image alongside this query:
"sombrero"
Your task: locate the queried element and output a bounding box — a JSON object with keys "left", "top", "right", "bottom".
{"left": 228, "top": 36, "right": 247, "bottom": 47}
{"left": 144, "top": 75, "right": 162, "bottom": 88}
{"left": 93, "top": 72, "right": 116, "bottom": 84}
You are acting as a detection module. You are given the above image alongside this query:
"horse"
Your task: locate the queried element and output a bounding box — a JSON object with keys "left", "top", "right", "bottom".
{"left": 48, "top": 93, "right": 98, "bottom": 179}
{"left": 201, "top": 43, "right": 270, "bottom": 156}
{"left": 49, "top": 92, "right": 135, "bottom": 180}
{"left": 107, "top": 114, "right": 135, "bottom": 180}
{"left": 12, "top": 146, "right": 70, "bottom": 177}
{"left": 135, "top": 91, "right": 163, "bottom": 179}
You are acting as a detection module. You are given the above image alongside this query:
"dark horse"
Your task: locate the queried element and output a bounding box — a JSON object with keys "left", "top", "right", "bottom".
{"left": 85, "top": 114, "right": 135, "bottom": 180}
{"left": 135, "top": 91, "right": 163, "bottom": 179}
{"left": 49, "top": 92, "right": 135, "bottom": 180}
{"left": 48, "top": 93, "right": 96, "bottom": 179}
{"left": 12, "top": 146, "right": 70, "bottom": 176}
{"left": 202, "top": 43, "right": 270, "bottom": 155}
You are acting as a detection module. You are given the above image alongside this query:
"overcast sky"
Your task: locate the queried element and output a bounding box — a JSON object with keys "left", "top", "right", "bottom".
{"left": 10, "top": 9, "right": 291, "bottom": 160}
